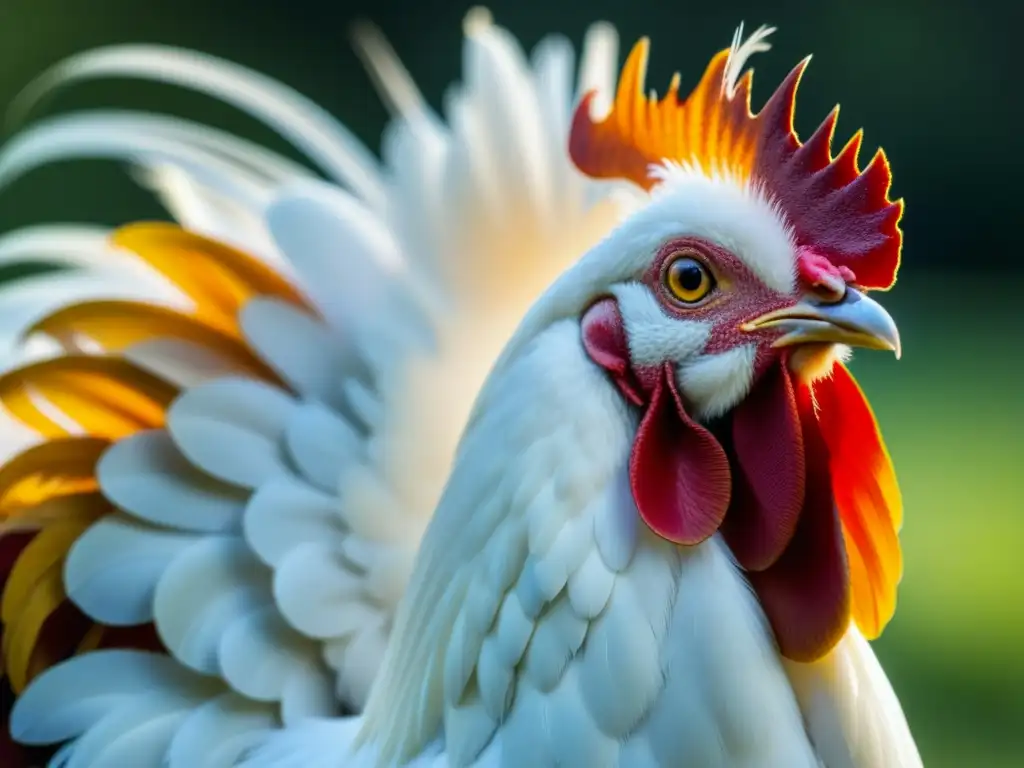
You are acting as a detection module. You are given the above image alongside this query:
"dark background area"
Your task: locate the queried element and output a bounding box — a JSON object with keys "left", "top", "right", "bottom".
{"left": 0, "top": 1, "right": 1021, "bottom": 766}
{"left": 0, "top": 0, "right": 1019, "bottom": 272}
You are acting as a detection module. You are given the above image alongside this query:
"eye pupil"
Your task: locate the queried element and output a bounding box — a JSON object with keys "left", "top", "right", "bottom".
{"left": 677, "top": 264, "right": 705, "bottom": 292}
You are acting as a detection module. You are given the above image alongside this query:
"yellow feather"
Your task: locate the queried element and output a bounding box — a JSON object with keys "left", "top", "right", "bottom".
{"left": 111, "top": 223, "right": 310, "bottom": 334}
{"left": 75, "top": 623, "right": 105, "bottom": 654}
{"left": 0, "top": 437, "right": 106, "bottom": 517}
{"left": 26, "top": 299, "right": 281, "bottom": 382}
{"left": 1, "top": 497, "right": 106, "bottom": 627}
{"left": 3, "top": 559, "right": 68, "bottom": 692}
{"left": 0, "top": 356, "right": 177, "bottom": 438}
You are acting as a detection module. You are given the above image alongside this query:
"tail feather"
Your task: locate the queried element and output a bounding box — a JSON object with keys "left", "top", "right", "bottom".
{"left": 0, "top": 220, "right": 427, "bottom": 762}
{"left": 9, "top": 45, "right": 385, "bottom": 206}
{"left": 0, "top": 11, "right": 625, "bottom": 765}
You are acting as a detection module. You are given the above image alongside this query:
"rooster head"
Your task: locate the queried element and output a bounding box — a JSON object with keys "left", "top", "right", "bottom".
{"left": 549, "top": 26, "right": 905, "bottom": 662}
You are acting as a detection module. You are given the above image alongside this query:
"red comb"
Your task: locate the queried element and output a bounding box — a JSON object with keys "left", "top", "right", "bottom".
{"left": 569, "top": 35, "right": 903, "bottom": 290}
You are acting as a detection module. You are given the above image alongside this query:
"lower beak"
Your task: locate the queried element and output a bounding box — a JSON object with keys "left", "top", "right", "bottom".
{"left": 741, "top": 288, "right": 902, "bottom": 358}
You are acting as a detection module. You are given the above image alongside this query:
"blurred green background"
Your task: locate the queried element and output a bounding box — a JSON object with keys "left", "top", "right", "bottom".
{"left": 0, "top": 0, "right": 1020, "bottom": 765}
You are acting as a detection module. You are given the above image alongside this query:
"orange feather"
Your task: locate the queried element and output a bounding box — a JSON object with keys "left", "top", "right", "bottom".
{"left": 814, "top": 363, "right": 903, "bottom": 638}
{"left": 111, "top": 223, "right": 311, "bottom": 334}
{"left": 26, "top": 300, "right": 280, "bottom": 382}
{"left": 0, "top": 356, "right": 177, "bottom": 439}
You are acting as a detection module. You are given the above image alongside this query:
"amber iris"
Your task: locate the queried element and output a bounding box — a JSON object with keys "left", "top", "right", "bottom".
{"left": 665, "top": 255, "right": 715, "bottom": 304}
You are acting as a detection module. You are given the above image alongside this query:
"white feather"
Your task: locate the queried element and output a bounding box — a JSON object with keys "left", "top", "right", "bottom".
{"left": 460, "top": 20, "right": 554, "bottom": 226}
{"left": 0, "top": 271, "right": 183, "bottom": 368}
{"left": 239, "top": 298, "right": 362, "bottom": 410}
{"left": 61, "top": 696, "right": 188, "bottom": 768}
{"left": 283, "top": 402, "right": 361, "bottom": 494}
{"left": 64, "top": 514, "right": 196, "bottom": 625}
{"left": 577, "top": 22, "right": 619, "bottom": 118}
{"left": 723, "top": 24, "right": 776, "bottom": 100}
{"left": 0, "top": 114, "right": 272, "bottom": 212}
{"left": 135, "top": 163, "right": 281, "bottom": 262}
{"left": 10, "top": 45, "right": 385, "bottom": 206}
{"left": 338, "top": 379, "right": 383, "bottom": 433}
{"left": 785, "top": 629, "right": 923, "bottom": 768}
{"left": 377, "top": 120, "right": 447, "bottom": 279}
{"left": 218, "top": 607, "right": 322, "bottom": 704}
{"left": 166, "top": 378, "right": 296, "bottom": 488}
{"left": 333, "top": 463, "right": 408, "bottom": 541}
{"left": 152, "top": 536, "right": 270, "bottom": 675}
{"left": 125, "top": 338, "right": 263, "bottom": 388}
{"left": 0, "top": 225, "right": 115, "bottom": 268}
{"left": 264, "top": 180, "right": 437, "bottom": 370}
{"left": 271, "top": 542, "right": 363, "bottom": 639}
{"left": 530, "top": 34, "right": 580, "bottom": 223}
{"left": 98, "top": 430, "right": 248, "bottom": 533}
{"left": 11, "top": 111, "right": 310, "bottom": 184}
{"left": 279, "top": 662, "right": 339, "bottom": 725}
{"left": 331, "top": 621, "right": 388, "bottom": 710}
{"left": 350, "top": 22, "right": 434, "bottom": 122}
{"left": 565, "top": 548, "right": 615, "bottom": 619}
{"left": 167, "top": 693, "right": 278, "bottom": 768}
{"left": 242, "top": 478, "right": 344, "bottom": 568}
{"left": 10, "top": 650, "right": 221, "bottom": 745}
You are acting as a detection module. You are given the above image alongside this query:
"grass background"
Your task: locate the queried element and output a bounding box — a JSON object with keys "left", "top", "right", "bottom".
{"left": 856, "top": 276, "right": 1024, "bottom": 766}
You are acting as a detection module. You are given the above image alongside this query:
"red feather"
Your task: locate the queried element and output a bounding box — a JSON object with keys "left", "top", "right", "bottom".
{"left": 813, "top": 363, "right": 903, "bottom": 638}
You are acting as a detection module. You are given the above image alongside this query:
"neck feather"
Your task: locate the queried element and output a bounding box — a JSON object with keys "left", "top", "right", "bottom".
{"left": 357, "top": 319, "right": 635, "bottom": 761}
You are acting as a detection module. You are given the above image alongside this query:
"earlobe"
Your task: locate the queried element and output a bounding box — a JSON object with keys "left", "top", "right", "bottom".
{"left": 581, "top": 297, "right": 645, "bottom": 406}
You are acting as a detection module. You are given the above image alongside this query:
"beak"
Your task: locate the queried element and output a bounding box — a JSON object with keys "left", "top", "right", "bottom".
{"left": 741, "top": 287, "right": 902, "bottom": 359}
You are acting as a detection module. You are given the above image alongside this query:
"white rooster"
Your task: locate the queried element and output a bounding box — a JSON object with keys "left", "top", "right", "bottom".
{"left": 0, "top": 9, "right": 921, "bottom": 767}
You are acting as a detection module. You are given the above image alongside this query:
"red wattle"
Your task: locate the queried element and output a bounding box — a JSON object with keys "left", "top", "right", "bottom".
{"left": 746, "top": 378, "right": 852, "bottom": 662}
{"left": 581, "top": 299, "right": 855, "bottom": 662}
{"left": 629, "top": 363, "right": 732, "bottom": 545}
{"left": 720, "top": 361, "right": 805, "bottom": 571}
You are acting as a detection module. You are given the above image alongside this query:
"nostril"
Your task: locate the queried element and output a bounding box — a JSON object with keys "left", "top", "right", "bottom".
{"left": 809, "top": 282, "right": 847, "bottom": 305}
{"left": 796, "top": 247, "right": 854, "bottom": 305}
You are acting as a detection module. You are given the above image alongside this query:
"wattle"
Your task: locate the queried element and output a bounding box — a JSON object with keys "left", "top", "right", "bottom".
{"left": 581, "top": 298, "right": 866, "bottom": 662}
{"left": 724, "top": 364, "right": 851, "bottom": 662}
{"left": 626, "top": 357, "right": 852, "bottom": 662}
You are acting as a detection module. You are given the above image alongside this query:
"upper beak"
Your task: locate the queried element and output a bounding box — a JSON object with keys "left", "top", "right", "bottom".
{"left": 741, "top": 287, "right": 902, "bottom": 359}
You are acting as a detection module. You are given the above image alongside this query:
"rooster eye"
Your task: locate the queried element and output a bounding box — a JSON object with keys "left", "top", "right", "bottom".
{"left": 664, "top": 255, "right": 715, "bottom": 304}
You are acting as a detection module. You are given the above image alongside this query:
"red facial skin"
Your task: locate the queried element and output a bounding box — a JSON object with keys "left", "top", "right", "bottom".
{"left": 645, "top": 237, "right": 791, "bottom": 325}
{"left": 641, "top": 236, "right": 855, "bottom": 363}
{"left": 641, "top": 236, "right": 796, "bottom": 380}
{"left": 581, "top": 235, "right": 854, "bottom": 662}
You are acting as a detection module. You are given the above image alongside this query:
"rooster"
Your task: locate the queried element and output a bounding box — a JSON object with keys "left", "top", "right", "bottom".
{"left": 0, "top": 10, "right": 920, "bottom": 768}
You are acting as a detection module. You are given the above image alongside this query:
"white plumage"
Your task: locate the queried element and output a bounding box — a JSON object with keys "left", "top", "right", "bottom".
{"left": 0, "top": 11, "right": 921, "bottom": 768}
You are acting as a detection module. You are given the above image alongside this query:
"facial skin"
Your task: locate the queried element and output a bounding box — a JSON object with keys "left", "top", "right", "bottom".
{"left": 581, "top": 232, "right": 900, "bottom": 424}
